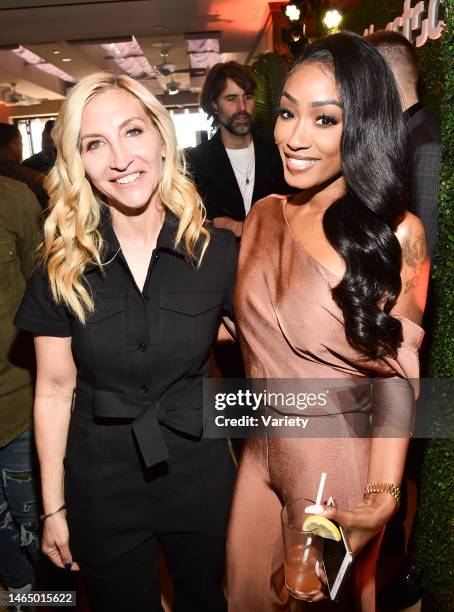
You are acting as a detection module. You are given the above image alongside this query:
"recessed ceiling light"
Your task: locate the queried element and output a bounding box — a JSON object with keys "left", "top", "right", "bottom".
{"left": 153, "top": 25, "right": 164, "bottom": 30}
{"left": 53, "top": 49, "right": 61, "bottom": 55}
{"left": 61, "top": 57, "right": 72, "bottom": 62}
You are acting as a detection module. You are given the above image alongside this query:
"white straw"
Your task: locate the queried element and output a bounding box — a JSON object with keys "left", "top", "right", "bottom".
{"left": 303, "top": 472, "right": 327, "bottom": 564}
{"left": 315, "top": 472, "right": 327, "bottom": 506}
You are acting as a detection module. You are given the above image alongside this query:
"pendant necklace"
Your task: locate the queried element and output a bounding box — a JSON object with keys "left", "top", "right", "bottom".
{"left": 230, "top": 148, "right": 255, "bottom": 186}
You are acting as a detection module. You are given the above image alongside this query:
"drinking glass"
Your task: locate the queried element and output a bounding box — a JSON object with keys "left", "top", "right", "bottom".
{"left": 281, "top": 498, "right": 323, "bottom": 599}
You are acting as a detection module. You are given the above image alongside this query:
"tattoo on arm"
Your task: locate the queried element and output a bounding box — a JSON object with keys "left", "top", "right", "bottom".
{"left": 401, "top": 225, "right": 429, "bottom": 295}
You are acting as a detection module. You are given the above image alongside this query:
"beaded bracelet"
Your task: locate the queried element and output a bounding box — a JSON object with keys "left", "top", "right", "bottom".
{"left": 40, "top": 503, "right": 66, "bottom": 521}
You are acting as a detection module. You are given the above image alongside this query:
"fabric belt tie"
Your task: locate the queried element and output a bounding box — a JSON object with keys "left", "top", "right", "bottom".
{"left": 73, "top": 388, "right": 202, "bottom": 468}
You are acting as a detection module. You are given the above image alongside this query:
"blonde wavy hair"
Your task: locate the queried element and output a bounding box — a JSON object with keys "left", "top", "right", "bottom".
{"left": 43, "top": 71, "right": 210, "bottom": 323}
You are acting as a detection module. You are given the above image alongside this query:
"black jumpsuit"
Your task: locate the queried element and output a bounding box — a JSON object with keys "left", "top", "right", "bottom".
{"left": 15, "top": 211, "right": 237, "bottom": 612}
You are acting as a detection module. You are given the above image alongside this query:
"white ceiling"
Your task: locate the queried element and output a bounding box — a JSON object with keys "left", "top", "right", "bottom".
{"left": 0, "top": 0, "right": 275, "bottom": 106}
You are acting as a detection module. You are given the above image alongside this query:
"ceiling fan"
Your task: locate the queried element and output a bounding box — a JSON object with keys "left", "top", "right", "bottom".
{"left": 0, "top": 83, "right": 40, "bottom": 106}
{"left": 155, "top": 49, "right": 205, "bottom": 79}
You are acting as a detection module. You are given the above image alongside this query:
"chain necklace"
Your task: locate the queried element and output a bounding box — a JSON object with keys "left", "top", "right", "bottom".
{"left": 228, "top": 145, "right": 255, "bottom": 186}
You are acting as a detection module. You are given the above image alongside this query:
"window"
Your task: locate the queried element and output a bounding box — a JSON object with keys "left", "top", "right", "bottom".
{"left": 170, "top": 108, "right": 213, "bottom": 150}
{"left": 14, "top": 116, "right": 57, "bottom": 160}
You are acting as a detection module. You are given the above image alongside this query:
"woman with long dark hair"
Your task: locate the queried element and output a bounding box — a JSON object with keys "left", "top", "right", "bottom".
{"left": 227, "top": 32, "right": 429, "bottom": 610}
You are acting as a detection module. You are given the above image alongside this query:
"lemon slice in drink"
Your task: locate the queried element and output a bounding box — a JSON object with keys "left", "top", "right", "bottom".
{"left": 302, "top": 515, "right": 341, "bottom": 541}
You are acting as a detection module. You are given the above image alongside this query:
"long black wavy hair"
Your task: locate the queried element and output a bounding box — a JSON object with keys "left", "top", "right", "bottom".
{"left": 292, "top": 32, "right": 408, "bottom": 360}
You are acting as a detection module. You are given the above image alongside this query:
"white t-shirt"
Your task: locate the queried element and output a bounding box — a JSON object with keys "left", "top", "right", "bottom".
{"left": 225, "top": 141, "right": 255, "bottom": 215}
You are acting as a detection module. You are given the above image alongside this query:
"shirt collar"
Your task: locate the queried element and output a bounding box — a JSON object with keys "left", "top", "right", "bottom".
{"left": 404, "top": 101, "right": 423, "bottom": 120}
{"left": 97, "top": 204, "right": 188, "bottom": 266}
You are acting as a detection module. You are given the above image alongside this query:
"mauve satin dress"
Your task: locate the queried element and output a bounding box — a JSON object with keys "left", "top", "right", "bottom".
{"left": 227, "top": 195, "right": 424, "bottom": 612}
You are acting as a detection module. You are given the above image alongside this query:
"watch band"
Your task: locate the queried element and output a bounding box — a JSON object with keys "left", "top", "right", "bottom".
{"left": 364, "top": 481, "right": 401, "bottom": 508}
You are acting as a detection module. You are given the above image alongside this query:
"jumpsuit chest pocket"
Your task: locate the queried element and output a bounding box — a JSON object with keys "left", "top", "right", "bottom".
{"left": 85, "top": 295, "right": 126, "bottom": 367}
{"left": 159, "top": 290, "right": 223, "bottom": 360}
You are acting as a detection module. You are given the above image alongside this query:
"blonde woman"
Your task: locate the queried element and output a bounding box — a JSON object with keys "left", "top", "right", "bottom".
{"left": 15, "top": 72, "right": 236, "bottom": 612}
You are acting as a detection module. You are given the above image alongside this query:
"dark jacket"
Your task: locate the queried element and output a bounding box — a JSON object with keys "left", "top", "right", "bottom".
{"left": 405, "top": 103, "right": 441, "bottom": 261}
{"left": 23, "top": 150, "right": 55, "bottom": 174}
{"left": 185, "top": 130, "right": 291, "bottom": 221}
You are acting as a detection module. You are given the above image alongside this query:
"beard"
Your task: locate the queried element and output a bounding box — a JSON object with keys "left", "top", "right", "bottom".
{"left": 219, "top": 111, "right": 253, "bottom": 136}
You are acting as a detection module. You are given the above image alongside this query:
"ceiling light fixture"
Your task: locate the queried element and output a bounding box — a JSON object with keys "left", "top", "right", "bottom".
{"left": 151, "top": 41, "right": 172, "bottom": 50}
{"left": 61, "top": 57, "right": 72, "bottom": 62}
{"left": 322, "top": 9, "right": 343, "bottom": 31}
{"left": 167, "top": 79, "right": 180, "bottom": 95}
{"left": 282, "top": 2, "right": 323, "bottom": 56}
{"left": 284, "top": 3, "right": 301, "bottom": 22}
{"left": 287, "top": 22, "right": 307, "bottom": 43}
{"left": 53, "top": 49, "right": 60, "bottom": 55}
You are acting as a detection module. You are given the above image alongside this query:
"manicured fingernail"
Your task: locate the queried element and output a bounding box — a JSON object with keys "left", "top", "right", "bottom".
{"left": 305, "top": 504, "right": 324, "bottom": 514}
{"left": 315, "top": 561, "right": 321, "bottom": 577}
{"left": 64, "top": 562, "right": 72, "bottom": 570}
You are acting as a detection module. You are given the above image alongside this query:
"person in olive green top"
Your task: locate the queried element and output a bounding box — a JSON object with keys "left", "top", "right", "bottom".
{"left": 0, "top": 123, "right": 48, "bottom": 209}
{"left": 0, "top": 176, "right": 42, "bottom": 596}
